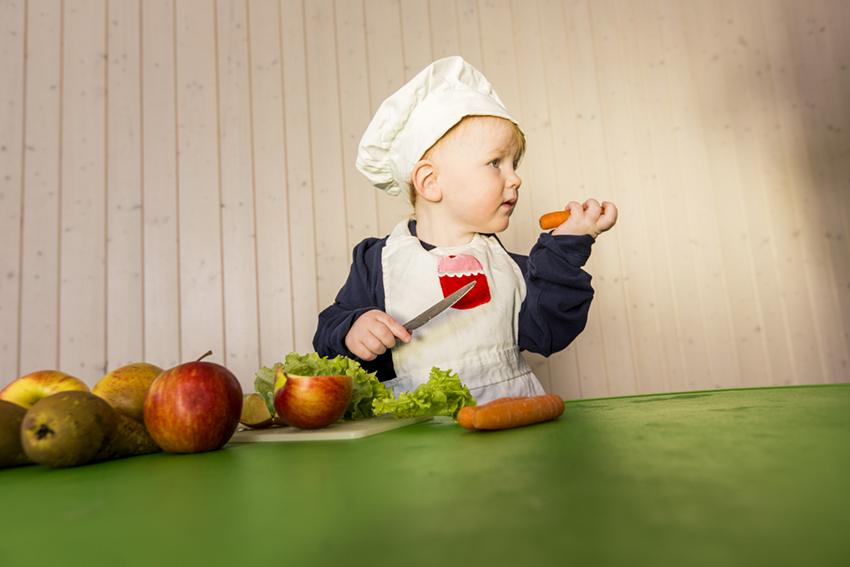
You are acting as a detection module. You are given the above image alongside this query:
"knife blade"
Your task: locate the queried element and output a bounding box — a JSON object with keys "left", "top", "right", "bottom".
{"left": 402, "top": 280, "right": 477, "bottom": 331}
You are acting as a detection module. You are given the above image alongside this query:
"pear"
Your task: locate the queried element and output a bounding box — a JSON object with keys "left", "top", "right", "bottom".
{"left": 93, "top": 362, "right": 163, "bottom": 422}
{"left": 21, "top": 391, "right": 161, "bottom": 468}
{"left": 0, "top": 400, "right": 30, "bottom": 468}
{"left": 94, "top": 412, "right": 160, "bottom": 461}
{"left": 240, "top": 393, "right": 274, "bottom": 429}
{"left": 21, "top": 391, "right": 117, "bottom": 468}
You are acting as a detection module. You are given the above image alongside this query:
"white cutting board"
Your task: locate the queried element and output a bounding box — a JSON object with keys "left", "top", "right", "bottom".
{"left": 228, "top": 415, "right": 432, "bottom": 443}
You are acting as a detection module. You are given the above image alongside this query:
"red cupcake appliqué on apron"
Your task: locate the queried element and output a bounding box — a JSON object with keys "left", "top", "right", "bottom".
{"left": 437, "top": 254, "right": 491, "bottom": 309}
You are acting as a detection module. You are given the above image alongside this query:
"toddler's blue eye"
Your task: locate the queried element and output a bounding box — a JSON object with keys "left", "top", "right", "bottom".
{"left": 489, "top": 159, "right": 500, "bottom": 168}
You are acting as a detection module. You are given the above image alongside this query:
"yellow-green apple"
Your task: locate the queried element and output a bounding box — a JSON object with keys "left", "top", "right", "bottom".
{"left": 0, "top": 370, "right": 89, "bottom": 409}
{"left": 143, "top": 351, "right": 242, "bottom": 453}
{"left": 274, "top": 374, "right": 353, "bottom": 429}
{"left": 93, "top": 362, "right": 163, "bottom": 422}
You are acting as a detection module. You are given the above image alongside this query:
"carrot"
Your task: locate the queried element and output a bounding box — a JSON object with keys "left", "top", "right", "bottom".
{"left": 456, "top": 397, "right": 524, "bottom": 430}
{"left": 460, "top": 394, "right": 564, "bottom": 431}
{"left": 539, "top": 210, "right": 570, "bottom": 230}
{"left": 456, "top": 406, "right": 476, "bottom": 429}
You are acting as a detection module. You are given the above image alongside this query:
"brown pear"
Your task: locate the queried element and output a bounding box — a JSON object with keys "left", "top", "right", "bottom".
{"left": 0, "top": 400, "right": 30, "bottom": 468}
{"left": 94, "top": 412, "right": 161, "bottom": 461}
{"left": 21, "top": 391, "right": 117, "bottom": 468}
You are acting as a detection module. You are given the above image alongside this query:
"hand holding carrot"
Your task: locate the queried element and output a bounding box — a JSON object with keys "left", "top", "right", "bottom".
{"left": 541, "top": 199, "right": 618, "bottom": 239}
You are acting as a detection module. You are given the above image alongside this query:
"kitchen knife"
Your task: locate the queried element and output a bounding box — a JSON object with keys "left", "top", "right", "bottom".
{"left": 402, "top": 280, "right": 477, "bottom": 331}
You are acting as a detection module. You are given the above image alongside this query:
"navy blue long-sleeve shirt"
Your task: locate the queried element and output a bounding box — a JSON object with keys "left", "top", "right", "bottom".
{"left": 313, "top": 220, "right": 595, "bottom": 381}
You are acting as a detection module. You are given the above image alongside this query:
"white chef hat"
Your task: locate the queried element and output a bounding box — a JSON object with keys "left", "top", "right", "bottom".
{"left": 356, "top": 55, "right": 519, "bottom": 195}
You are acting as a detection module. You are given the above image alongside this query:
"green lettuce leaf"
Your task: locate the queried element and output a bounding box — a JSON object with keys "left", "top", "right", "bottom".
{"left": 253, "top": 364, "right": 280, "bottom": 416}
{"left": 281, "top": 352, "right": 392, "bottom": 420}
{"left": 372, "top": 367, "right": 476, "bottom": 418}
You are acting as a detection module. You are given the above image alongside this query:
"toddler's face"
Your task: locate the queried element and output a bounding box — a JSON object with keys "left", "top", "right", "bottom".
{"left": 427, "top": 116, "right": 524, "bottom": 234}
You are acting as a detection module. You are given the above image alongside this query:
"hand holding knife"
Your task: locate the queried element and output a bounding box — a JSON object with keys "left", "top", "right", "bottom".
{"left": 343, "top": 281, "right": 477, "bottom": 361}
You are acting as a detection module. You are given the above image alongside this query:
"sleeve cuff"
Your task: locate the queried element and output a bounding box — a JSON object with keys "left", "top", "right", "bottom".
{"left": 534, "top": 232, "right": 595, "bottom": 268}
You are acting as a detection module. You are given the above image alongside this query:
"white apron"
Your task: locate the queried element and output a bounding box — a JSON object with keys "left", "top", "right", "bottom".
{"left": 382, "top": 220, "right": 545, "bottom": 404}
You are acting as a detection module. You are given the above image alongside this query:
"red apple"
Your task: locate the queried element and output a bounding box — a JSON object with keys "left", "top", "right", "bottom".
{"left": 0, "top": 370, "right": 89, "bottom": 409}
{"left": 143, "top": 351, "right": 242, "bottom": 453}
{"left": 274, "top": 374, "right": 353, "bottom": 429}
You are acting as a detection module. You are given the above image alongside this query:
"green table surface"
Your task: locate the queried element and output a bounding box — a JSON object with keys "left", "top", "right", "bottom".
{"left": 2, "top": 384, "right": 849, "bottom": 567}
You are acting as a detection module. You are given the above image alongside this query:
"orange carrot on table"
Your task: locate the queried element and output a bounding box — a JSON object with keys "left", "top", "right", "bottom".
{"left": 456, "top": 394, "right": 565, "bottom": 431}
{"left": 456, "top": 397, "right": 522, "bottom": 429}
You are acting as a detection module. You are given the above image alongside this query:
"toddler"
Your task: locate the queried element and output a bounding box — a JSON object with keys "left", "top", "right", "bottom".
{"left": 313, "top": 56, "right": 617, "bottom": 403}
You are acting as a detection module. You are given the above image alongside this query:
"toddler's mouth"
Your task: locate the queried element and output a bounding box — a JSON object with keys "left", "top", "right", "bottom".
{"left": 501, "top": 199, "right": 517, "bottom": 210}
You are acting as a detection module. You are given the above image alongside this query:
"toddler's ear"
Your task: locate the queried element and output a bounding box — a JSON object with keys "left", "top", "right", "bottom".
{"left": 411, "top": 159, "right": 442, "bottom": 203}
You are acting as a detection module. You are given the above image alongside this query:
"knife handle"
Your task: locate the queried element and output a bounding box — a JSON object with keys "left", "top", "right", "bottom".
{"left": 539, "top": 210, "right": 570, "bottom": 230}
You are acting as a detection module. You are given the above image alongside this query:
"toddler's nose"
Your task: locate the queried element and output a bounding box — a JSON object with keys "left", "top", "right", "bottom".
{"left": 507, "top": 170, "right": 522, "bottom": 190}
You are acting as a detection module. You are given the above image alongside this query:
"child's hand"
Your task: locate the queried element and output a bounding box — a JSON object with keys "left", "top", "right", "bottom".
{"left": 552, "top": 199, "right": 618, "bottom": 238}
{"left": 345, "top": 309, "right": 412, "bottom": 361}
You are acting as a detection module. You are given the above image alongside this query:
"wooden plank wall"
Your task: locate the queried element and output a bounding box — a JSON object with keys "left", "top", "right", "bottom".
{"left": 1, "top": 0, "right": 848, "bottom": 396}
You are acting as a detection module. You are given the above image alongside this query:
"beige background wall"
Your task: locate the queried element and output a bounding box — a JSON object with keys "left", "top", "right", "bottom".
{"left": 1, "top": 0, "right": 848, "bottom": 397}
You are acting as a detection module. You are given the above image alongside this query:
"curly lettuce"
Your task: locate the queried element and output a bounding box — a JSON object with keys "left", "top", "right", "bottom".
{"left": 372, "top": 367, "right": 476, "bottom": 418}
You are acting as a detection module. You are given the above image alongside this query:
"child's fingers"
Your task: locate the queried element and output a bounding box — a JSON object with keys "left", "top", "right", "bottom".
{"left": 375, "top": 311, "right": 412, "bottom": 343}
{"left": 361, "top": 332, "right": 388, "bottom": 356}
{"left": 583, "top": 198, "right": 602, "bottom": 219}
{"left": 369, "top": 324, "right": 398, "bottom": 350}
{"left": 350, "top": 340, "right": 377, "bottom": 361}
{"left": 566, "top": 201, "right": 583, "bottom": 218}
{"left": 598, "top": 201, "right": 618, "bottom": 229}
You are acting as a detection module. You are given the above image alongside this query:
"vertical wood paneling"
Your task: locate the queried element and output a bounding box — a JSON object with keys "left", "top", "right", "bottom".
{"left": 3, "top": 0, "right": 849, "bottom": 393}
{"left": 141, "top": 0, "right": 180, "bottom": 369}
{"left": 400, "top": 0, "right": 433, "bottom": 74}
{"left": 364, "top": 0, "right": 410, "bottom": 236}
{"left": 18, "top": 0, "right": 62, "bottom": 374}
{"left": 656, "top": 0, "right": 736, "bottom": 390}
{"left": 760, "top": 0, "right": 838, "bottom": 384}
{"left": 783, "top": 0, "right": 850, "bottom": 379}
{"left": 216, "top": 0, "right": 260, "bottom": 387}
{"left": 248, "top": 0, "right": 294, "bottom": 364}
{"left": 711, "top": 0, "right": 796, "bottom": 386}
{"left": 454, "top": 0, "right": 483, "bottom": 68}
{"left": 603, "top": 0, "right": 674, "bottom": 394}
{"left": 585, "top": 0, "right": 661, "bottom": 394}
{"left": 281, "top": 0, "right": 319, "bottom": 353}
{"left": 175, "top": 0, "right": 224, "bottom": 363}
{"left": 681, "top": 0, "right": 768, "bottom": 388}
{"left": 630, "top": 0, "right": 701, "bottom": 393}
{"left": 0, "top": 0, "right": 25, "bottom": 379}
{"left": 304, "top": 0, "right": 349, "bottom": 310}
{"left": 106, "top": 0, "right": 143, "bottom": 369}
{"left": 334, "top": 0, "right": 378, "bottom": 248}
{"left": 428, "top": 0, "right": 460, "bottom": 58}
{"left": 60, "top": 0, "right": 107, "bottom": 378}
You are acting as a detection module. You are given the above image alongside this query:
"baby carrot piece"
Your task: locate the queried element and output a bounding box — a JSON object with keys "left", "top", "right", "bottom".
{"left": 470, "top": 394, "right": 565, "bottom": 430}
{"left": 539, "top": 210, "right": 570, "bottom": 230}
